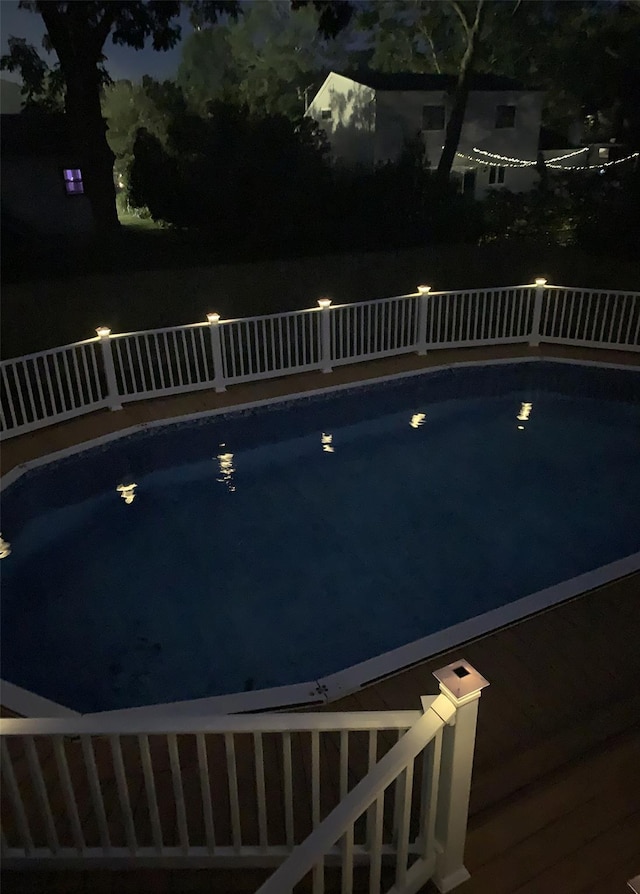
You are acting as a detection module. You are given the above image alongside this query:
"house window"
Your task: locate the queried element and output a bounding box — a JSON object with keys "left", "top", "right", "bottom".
{"left": 320, "top": 109, "right": 332, "bottom": 120}
{"left": 488, "top": 166, "right": 505, "bottom": 185}
{"left": 495, "top": 105, "right": 516, "bottom": 128}
{"left": 63, "top": 168, "right": 84, "bottom": 195}
{"left": 422, "top": 105, "right": 445, "bottom": 131}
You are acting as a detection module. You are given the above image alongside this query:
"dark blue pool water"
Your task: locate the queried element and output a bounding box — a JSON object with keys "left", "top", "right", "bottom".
{"left": 2, "top": 361, "right": 639, "bottom": 712}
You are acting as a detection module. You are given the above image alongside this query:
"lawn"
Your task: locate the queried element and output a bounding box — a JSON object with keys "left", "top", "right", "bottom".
{"left": 2, "top": 234, "right": 639, "bottom": 358}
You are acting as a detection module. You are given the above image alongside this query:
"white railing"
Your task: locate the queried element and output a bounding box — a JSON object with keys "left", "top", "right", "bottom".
{"left": 0, "top": 661, "right": 488, "bottom": 893}
{"left": 0, "top": 338, "right": 108, "bottom": 434}
{"left": 1, "top": 282, "right": 638, "bottom": 439}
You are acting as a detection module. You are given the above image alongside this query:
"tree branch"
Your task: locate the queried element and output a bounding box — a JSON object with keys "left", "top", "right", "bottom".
{"left": 418, "top": 24, "right": 441, "bottom": 74}
{"left": 93, "top": 5, "right": 119, "bottom": 55}
{"left": 450, "top": 0, "right": 471, "bottom": 39}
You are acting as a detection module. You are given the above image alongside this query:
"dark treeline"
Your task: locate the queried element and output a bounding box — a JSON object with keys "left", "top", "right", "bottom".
{"left": 125, "top": 101, "right": 481, "bottom": 259}
{"left": 124, "top": 96, "right": 639, "bottom": 262}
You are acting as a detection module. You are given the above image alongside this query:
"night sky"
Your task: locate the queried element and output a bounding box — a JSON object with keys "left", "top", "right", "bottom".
{"left": 0, "top": 0, "right": 194, "bottom": 83}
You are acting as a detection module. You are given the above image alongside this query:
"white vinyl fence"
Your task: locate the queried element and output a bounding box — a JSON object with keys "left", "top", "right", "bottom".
{"left": 0, "top": 661, "right": 488, "bottom": 893}
{"left": 1, "top": 282, "right": 638, "bottom": 439}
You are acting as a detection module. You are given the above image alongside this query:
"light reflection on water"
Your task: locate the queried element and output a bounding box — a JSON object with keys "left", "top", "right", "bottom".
{"left": 116, "top": 483, "right": 138, "bottom": 504}
{"left": 216, "top": 444, "right": 236, "bottom": 492}
{"left": 321, "top": 432, "right": 335, "bottom": 453}
{"left": 517, "top": 401, "right": 533, "bottom": 431}
{"left": 2, "top": 383, "right": 640, "bottom": 712}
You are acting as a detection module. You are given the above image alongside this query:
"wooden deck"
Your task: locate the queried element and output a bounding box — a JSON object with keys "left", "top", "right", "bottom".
{"left": 2, "top": 573, "right": 639, "bottom": 892}
{"left": 2, "top": 344, "right": 640, "bottom": 892}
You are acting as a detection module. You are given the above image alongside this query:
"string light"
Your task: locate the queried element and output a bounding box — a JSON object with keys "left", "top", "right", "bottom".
{"left": 456, "top": 150, "right": 530, "bottom": 169}
{"left": 470, "top": 148, "right": 534, "bottom": 166}
{"left": 455, "top": 146, "right": 639, "bottom": 172}
{"left": 547, "top": 151, "right": 639, "bottom": 170}
{"left": 470, "top": 146, "right": 589, "bottom": 166}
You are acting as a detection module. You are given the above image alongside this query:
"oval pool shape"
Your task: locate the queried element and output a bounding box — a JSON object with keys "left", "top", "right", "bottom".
{"left": 2, "top": 361, "right": 640, "bottom": 713}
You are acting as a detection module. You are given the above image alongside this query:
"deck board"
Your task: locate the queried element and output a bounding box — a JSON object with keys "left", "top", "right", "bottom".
{"left": 3, "top": 573, "right": 639, "bottom": 891}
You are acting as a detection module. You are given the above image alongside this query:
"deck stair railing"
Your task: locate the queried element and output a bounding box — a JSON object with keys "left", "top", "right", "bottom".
{"left": 0, "top": 662, "right": 488, "bottom": 893}
{"left": 1, "top": 282, "right": 638, "bottom": 439}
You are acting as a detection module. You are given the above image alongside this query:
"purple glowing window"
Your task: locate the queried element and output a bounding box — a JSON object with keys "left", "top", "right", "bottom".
{"left": 63, "top": 168, "right": 84, "bottom": 195}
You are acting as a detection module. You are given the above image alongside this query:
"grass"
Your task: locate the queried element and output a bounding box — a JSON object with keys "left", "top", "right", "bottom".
{"left": 117, "top": 210, "right": 165, "bottom": 232}
{"left": 2, "top": 236, "right": 639, "bottom": 359}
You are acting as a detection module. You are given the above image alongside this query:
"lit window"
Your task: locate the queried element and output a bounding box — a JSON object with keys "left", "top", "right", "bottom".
{"left": 495, "top": 105, "right": 516, "bottom": 128}
{"left": 422, "top": 105, "right": 445, "bottom": 131}
{"left": 63, "top": 168, "right": 84, "bottom": 195}
{"left": 598, "top": 147, "right": 609, "bottom": 159}
{"left": 320, "top": 108, "right": 332, "bottom": 120}
{"left": 488, "top": 166, "right": 505, "bottom": 185}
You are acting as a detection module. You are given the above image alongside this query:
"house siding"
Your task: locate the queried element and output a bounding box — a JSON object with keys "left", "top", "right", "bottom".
{"left": 2, "top": 157, "right": 93, "bottom": 236}
{"left": 308, "top": 74, "right": 545, "bottom": 197}
{"left": 306, "top": 73, "right": 376, "bottom": 166}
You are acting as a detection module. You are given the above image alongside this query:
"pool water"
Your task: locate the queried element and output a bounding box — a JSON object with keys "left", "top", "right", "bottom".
{"left": 2, "top": 362, "right": 639, "bottom": 712}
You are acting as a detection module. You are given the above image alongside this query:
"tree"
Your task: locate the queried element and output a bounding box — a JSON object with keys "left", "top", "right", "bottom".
{"left": 178, "top": 1, "right": 357, "bottom": 119}
{"left": 103, "top": 76, "right": 186, "bottom": 189}
{"left": 358, "top": 1, "right": 640, "bottom": 160}
{"left": 1, "top": 0, "right": 356, "bottom": 234}
{"left": 436, "top": 1, "right": 485, "bottom": 184}
{"left": 0, "top": 2, "right": 242, "bottom": 233}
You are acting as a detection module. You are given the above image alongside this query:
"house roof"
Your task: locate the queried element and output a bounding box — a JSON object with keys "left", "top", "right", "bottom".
{"left": 339, "top": 71, "right": 535, "bottom": 93}
{"left": 0, "top": 112, "right": 77, "bottom": 157}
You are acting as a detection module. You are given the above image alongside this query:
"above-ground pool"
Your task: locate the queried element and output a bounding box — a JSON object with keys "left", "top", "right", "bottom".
{"left": 2, "top": 360, "right": 639, "bottom": 713}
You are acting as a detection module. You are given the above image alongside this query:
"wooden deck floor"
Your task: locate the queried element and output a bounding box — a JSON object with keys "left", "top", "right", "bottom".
{"left": 3, "top": 572, "right": 639, "bottom": 893}
{"left": 2, "top": 344, "right": 640, "bottom": 892}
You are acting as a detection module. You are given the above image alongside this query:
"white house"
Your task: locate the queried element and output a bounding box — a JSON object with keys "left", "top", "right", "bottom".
{"left": 306, "top": 71, "right": 545, "bottom": 197}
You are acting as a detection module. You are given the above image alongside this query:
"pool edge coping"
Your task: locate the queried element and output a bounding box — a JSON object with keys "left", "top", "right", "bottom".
{"left": 1, "top": 355, "right": 639, "bottom": 719}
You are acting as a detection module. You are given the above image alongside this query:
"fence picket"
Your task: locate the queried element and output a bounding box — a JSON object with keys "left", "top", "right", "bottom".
{"left": 1, "top": 739, "right": 34, "bottom": 854}
{"left": 283, "top": 731, "right": 294, "bottom": 847}
{"left": 53, "top": 736, "right": 85, "bottom": 852}
{"left": 225, "top": 733, "right": 242, "bottom": 849}
{"left": 25, "top": 736, "right": 59, "bottom": 854}
{"left": 168, "top": 734, "right": 189, "bottom": 853}
{"left": 138, "top": 734, "right": 163, "bottom": 852}
{"left": 110, "top": 735, "right": 137, "bottom": 854}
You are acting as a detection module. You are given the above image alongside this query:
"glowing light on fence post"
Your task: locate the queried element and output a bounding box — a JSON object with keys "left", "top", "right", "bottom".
{"left": 529, "top": 278, "right": 547, "bottom": 348}
{"left": 96, "top": 326, "right": 122, "bottom": 411}
{"left": 416, "top": 285, "right": 431, "bottom": 356}
{"left": 206, "top": 313, "right": 226, "bottom": 393}
{"left": 317, "top": 298, "right": 333, "bottom": 373}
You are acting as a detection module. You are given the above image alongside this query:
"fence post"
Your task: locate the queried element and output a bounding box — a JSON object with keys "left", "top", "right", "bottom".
{"left": 207, "top": 313, "right": 226, "bottom": 393}
{"left": 96, "top": 327, "right": 122, "bottom": 411}
{"left": 415, "top": 285, "right": 431, "bottom": 355}
{"left": 317, "top": 298, "right": 333, "bottom": 373}
{"left": 528, "top": 277, "right": 547, "bottom": 347}
{"left": 431, "top": 660, "right": 489, "bottom": 893}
